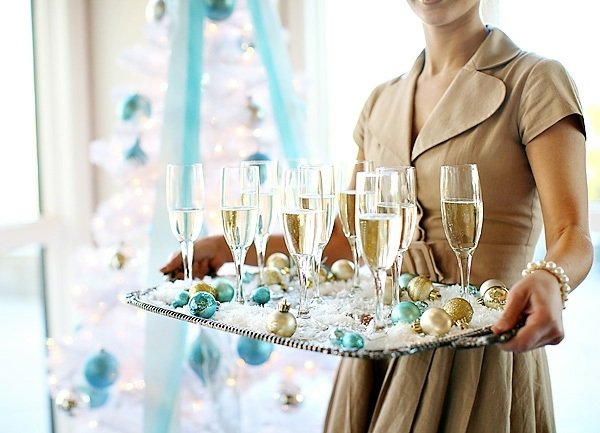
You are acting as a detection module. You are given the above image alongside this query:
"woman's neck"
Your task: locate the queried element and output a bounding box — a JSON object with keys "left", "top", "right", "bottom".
{"left": 422, "top": 14, "right": 488, "bottom": 77}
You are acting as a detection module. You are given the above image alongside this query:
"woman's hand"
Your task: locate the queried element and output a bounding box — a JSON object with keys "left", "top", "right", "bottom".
{"left": 491, "top": 270, "right": 565, "bottom": 353}
{"left": 159, "top": 235, "right": 233, "bottom": 280}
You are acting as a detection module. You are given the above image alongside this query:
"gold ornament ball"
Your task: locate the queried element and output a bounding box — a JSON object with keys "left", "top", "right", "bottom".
{"left": 109, "top": 250, "right": 127, "bottom": 270}
{"left": 266, "top": 253, "right": 290, "bottom": 274}
{"left": 189, "top": 281, "right": 218, "bottom": 299}
{"left": 55, "top": 388, "right": 90, "bottom": 416}
{"left": 331, "top": 259, "right": 355, "bottom": 281}
{"left": 443, "top": 297, "right": 474, "bottom": 329}
{"left": 407, "top": 276, "right": 440, "bottom": 301}
{"left": 267, "top": 299, "right": 297, "bottom": 337}
{"left": 263, "top": 266, "right": 284, "bottom": 285}
{"left": 419, "top": 307, "right": 453, "bottom": 337}
{"left": 319, "top": 264, "right": 335, "bottom": 283}
{"left": 480, "top": 279, "right": 507, "bottom": 295}
{"left": 483, "top": 286, "right": 509, "bottom": 310}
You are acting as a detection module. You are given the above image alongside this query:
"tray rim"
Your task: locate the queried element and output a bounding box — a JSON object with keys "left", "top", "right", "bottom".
{"left": 123, "top": 287, "right": 515, "bottom": 359}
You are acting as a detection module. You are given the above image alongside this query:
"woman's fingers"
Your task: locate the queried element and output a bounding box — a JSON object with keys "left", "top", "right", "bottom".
{"left": 491, "top": 286, "right": 529, "bottom": 334}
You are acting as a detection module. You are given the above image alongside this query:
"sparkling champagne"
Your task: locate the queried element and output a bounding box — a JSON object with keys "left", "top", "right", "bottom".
{"left": 169, "top": 209, "right": 203, "bottom": 242}
{"left": 282, "top": 209, "right": 321, "bottom": 256}
{"left": 357, "top": 213, "right": 402, "bottom": 270}
{"left": 441, "top": 199, "right": 483, "bottom": 252}
{"left": 377, "top": 202, "right": 418, "bottom": 251}
{"left": 222, "top": 206, "right": 258, "bottom": 249}
{"left": 339, "top": 190, "right": 356, "bottom": 237}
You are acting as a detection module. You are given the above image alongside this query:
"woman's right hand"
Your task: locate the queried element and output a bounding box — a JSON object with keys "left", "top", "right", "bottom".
{"left": 159, "top": 235, "right": 233, "bottom": 280}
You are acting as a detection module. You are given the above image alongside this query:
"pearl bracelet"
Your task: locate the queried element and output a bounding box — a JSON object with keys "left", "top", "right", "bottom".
{"left": 521, "top": 260, "right": 571, "bottom": 309}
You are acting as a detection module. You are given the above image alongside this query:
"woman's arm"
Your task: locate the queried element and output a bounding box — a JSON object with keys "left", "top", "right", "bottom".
{"left": 492, "top": 114, "right": 593, "bottom": 352}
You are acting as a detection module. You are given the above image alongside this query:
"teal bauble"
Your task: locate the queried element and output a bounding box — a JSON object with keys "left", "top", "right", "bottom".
{"left": 341, "top": 332, "right": 364, "bottom": 351}
{"left": 329, "top": 328, "right": 345, "bottom": 346}
{"left": 77, "top": 385, "right": 110, "bottom": 409}
{"left": 189, "top": 292, "right": 218, "bottom": 319}
{"left": 414, "top": 300, "right": 429, "bottom": 315}
{"left": 213, "top": 278, "right": 235, "bottom": 302}
{"left": 188, "top": 332, "right": 220, "bottom": 385}
{"left": 236, "top": 336, "right": 273, "bottom": 366}
{"left": 83, "top": 349, "right": 119, "bottom": 389}
{"left": 391, "top": 301, "right": 422, "bottom": 325}
{"left": 398, "top": 272, "right": 417, "bottom": 289}
{"left": 244, "top": 152, "right": 271, "bottom": 185}
{"left": 252, "top": 286, "right": 271, "bottom": 305}
{"left": 204, "top": 0, "right": 236, "bottom": 21}
{"left": 171, "top": 290, "right": 190, "bottom": 308}
{"left": 117, "top": 93, "right": 151, "bottom": 122}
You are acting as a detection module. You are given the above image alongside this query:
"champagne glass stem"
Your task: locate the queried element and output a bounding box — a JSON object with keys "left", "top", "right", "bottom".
{"left": 373, "top": 268, "right": 387, "bottom": 330}
{"left": 295, "top": 255, "right": 312, "bottom": 318}
{"left": 312, "top": 247, "right": 324, "bottom": 301}
{"left": 180, "top": 240, "right": 194, "bottom": 284}
{"left": 456, "top": 250, "right": 473, "bottom": 298}
{"left": 233, "top": 248, "right": 248, "bottom": 304}
{"left": 349, "top": 237, "right": 361, "bottom": 291}
{"left": 391, "top": 253, "right": 404, "bottom": 307}
{"left": 255, "top": 234, "right": 268, "bottom": 285}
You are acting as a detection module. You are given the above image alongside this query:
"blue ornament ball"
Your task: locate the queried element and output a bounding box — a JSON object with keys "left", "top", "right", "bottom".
{"left": 252, "top": 286, "right": 271, "bottom": 305}
{"left": 204, "top": 0, "right": 236, "bottom": 21}
{"left": 213, "top": 278, "right": 235, "bottom": 302}
{"left": 172, "top": 290, "right": 190, "bottom": 308}
{"left": 236, "top": 336, "right": 273, "bottom": 366}
{"left": 391, "top": 301, "right": 422, "bottom": 325}
{"left": 188, "top": 333, "right": 221, "bottom": 385}
{"left": 117, "top": 93, "right": 152, "bottom": 122}
{"left": 83, "top": 349, "right": 119, "bottom": 389}
{"left": 189, "top": 292, "right": 218, "bottom": 319}
{"left": 78, "top": 385, "right": 110, "bottom": 409}
{"left": 341, "top": 332, "right": 364, "bottom": 351}
{"left": 398, "top": 272, "right": 417, "bottom": 290}
{"left": 328, "top": 328, "right": 345, "bottom": 346}
{"left": 244, "top": 152, "right": 271, "bottom": 185}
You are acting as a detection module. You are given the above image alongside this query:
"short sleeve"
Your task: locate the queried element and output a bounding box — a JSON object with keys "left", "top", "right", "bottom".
{"left": 353, "top": 84, "right": 385, "bottom": 149}
{"left": 518, "top": 59, "right": 586, "bottom": 145}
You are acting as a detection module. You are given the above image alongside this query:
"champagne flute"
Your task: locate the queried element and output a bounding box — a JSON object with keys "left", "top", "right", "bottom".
{"left": 281, "top": 166, "right": 323, "bottom": 318}
{"left": 376, "top": 166, "right": 417, "bottom": 307}
{"left": 338, "top": 160, "right": 374, "bottom": 293}
{"left": 241, "top": 159, "right": 278, "bottom": 284}
{"left": 221, "top": 165, "right": 260, "bottom": 303}
{"left": 356, "top": 171, "right": 403, "bottom": 330}
{"left": 440, "top": 164, "right": 483, "bottom": 298}
{"left": 166, "top": 163, "right": 204, "bottom": 286}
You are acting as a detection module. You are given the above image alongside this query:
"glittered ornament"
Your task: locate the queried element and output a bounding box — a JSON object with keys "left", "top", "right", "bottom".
{"left": 124, "top": 138, "right": 148, "bottom": 165}
{"left": 213, "top": 278, "right": 235, "bottom": 302}
{"left": 203, "top": 0, "right": 236, "bottom": 21}
{"left": 407, "top": 276, "right": 441, "bottom": 301}
{"left": 263, "top": 266, "right": 284, "bottom": 286}
{"left": 77, "top": 385, "right": 109, "bottom": 409}
{"left": 190, "top": 281, "right": 218, "bottom": 299}
{"left": 341, "top": 332, "right": 365, "bottom": 351}
{"left": 478, "top": 279, "right": 509, "bottom": 310}
{"left": 189, "top": 292, "right": 218, "bottom": 319}
{"left": 416, "top": 307, "right": 453, "bottom": 337}
{"left": 171, "top": 291, "right": 190, "bottom": 308}
{"left": 329, "top": 328, "right": 346, "bottom": 346}
{"left": 145, "top": 0, "right": 166, "bottom": 23}
{"left": 252, "top": 286, "right": 271, "bottom": 306}
{"left": 188, "top": 332, "right": 220, "bottom": 385}
{"left": 109, "top": 249, "right": 127, "bottom": 270}
{"left": 443, "top": 297, "right": 474, "bottom": 329}
{"left": 391, "top": 301, "right": 422, "bottom": 325}
{"left": 414, "top": 300, "right": 429, "bottom": 314}
{"left": 83, "top": 349, "right": 119, "bottom": 389}
{"left": 331, "top": 259, "right": 355, "bottom": 281}
{"left": 267, "top": 299, "right": 297, "bottom": 337}
{"left": 117, "top": 93, "right": 151, "bottom": 122}
{"left": 55, "top": 388, "right": 90, "bottom": 416}
{"left": 266, "top": 253, "right": 290, "bottom": 274}
{"left": 398, "top": 272, "right": 417, "bottom": 289}
{"left": 237, "top": 336, "right": 273, "bottom": 366}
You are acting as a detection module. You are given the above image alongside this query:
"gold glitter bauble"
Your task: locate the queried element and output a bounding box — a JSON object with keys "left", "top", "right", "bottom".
{"left": 443, "top": 297, "right": 474, "bottom": 329}
{"left": 407, "top": 276, "right": 441, "bottom": 301}
{"left": 267, "top": 299, "right": 297, "bottom": 337}
{"left": 266, "top": 253, "right": 290, "bottom": 274}
{"left": 189, "top": 281, "right": 218, "bottom": 299}
{"left": 482, "top": 286, "right": 509, "bottom": 310}
{"left": 110, "top": 250, "right": 127, "bottom": 270}
{"left": 419, "top": 307, "right": 453, "bottom": 337}
{"left": 331, "top": 259, "right": 355, "bottom": 281}
{"left": 263, "top": 266, "right": 284, "bottom": 285}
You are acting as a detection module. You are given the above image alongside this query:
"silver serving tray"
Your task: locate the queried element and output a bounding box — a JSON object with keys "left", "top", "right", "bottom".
{"left": 123, "top": 287, "right": 517, "bottom": 359}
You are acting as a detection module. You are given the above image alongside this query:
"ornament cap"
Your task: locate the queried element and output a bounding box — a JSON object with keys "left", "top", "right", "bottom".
{"left": 278, "top": 298, "right": 291, "bottom": 313}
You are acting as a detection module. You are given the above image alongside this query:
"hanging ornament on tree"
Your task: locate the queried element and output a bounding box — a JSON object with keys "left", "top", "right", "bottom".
{"left": 55, "top": 388, "right": 90, "bottom": 416}
{"left": 203, "top": 0, "right": 237, "bottom": 22}
{"left": 77, "top": 385, "right": 110, "bottom": 409}
{"left": 117, "top": 93, "right": 152, "bottom": 122}
{"left": 246, "top": 96, "right": 266, "bottom": 124}
{"left": 236, "top": 336, "right": 273, "bottom": 366}
{"left": 83, "top": 349, "right": 119, "bottom": 389}
{"left": 188, "top": 332, "right": 221, "bottom": 385}
{"left": 123, "top": 137, "right": 148, "bottom": 165}
{"left": 267, "top": 298, "right": 297, "bottom": 337}
{"left": 145, "top": 0, "right": 167, "bottom": 23}
{"left": 109, "top": 248, "right": 128, "bottom": 270}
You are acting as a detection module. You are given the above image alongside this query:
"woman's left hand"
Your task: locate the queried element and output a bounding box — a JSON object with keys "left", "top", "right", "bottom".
{"left": 491, "top": 270, "right": 565, "bottom": 353}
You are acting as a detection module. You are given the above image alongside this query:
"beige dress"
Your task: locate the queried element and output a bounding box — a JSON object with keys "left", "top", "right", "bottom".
{"left": 324, "top": 28, "right": 585, "bottom": 433}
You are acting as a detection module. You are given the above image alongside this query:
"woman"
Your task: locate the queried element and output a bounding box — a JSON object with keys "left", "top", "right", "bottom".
{"left": 162, "top": 1, "right": 592, "bottom": 431}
